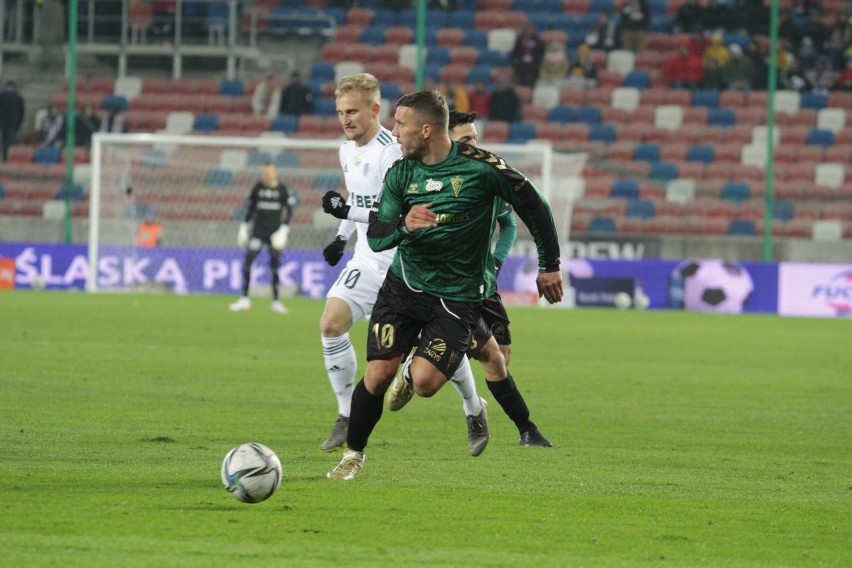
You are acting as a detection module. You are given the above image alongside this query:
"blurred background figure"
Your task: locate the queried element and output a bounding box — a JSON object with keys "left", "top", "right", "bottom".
{"left": 252, "top": 71, "right": 281, "bottom": 119}
{"left": 278, "top": 71, "right": 314, "bottom": 117}
{"left": 0, "top": 80, "right": 25, "bottom": 161}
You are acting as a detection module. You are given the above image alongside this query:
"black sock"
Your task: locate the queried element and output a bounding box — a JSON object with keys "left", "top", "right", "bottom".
{"left": 486, "top": 373, "right": 535, "bottom": 435}
{"left": 346, "top": 379, "right": 384, "bottom": 452}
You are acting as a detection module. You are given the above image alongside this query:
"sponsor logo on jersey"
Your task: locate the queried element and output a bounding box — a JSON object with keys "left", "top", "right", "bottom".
{"left": 435, "top": 212, "right": 470, "bottom": 225}
{"left": 424, "top": 338, "right": 446, "bottom": 362}
{"left": 450, "top": 176, "right": 464, "bottom": 197}
{"left": 425, "top": 178, "right": 443, "bottom": 192}
{"left": 408, "top": 183, "right": 419, "bottom": 194}
{"left": 362, "top": 162, "right": 370, "bottom": 176}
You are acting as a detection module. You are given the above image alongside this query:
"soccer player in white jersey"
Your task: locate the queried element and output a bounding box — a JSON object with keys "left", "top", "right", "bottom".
{"left": 318, "top": 74, "right": 489, "bottom": 455}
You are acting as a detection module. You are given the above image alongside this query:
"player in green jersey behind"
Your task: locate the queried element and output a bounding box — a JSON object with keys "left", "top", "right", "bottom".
{"left": 327, "top": 90, "right": 562, "bottom": 480}
{"left": 385, "top": 110, "right": 553, "bottom": 448}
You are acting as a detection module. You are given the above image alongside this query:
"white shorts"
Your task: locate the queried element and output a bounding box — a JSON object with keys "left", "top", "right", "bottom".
{"left": 326, "top": 255, "right": 389, "bottom": 322}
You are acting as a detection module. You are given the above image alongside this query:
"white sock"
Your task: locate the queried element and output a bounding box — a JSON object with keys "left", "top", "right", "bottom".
{"left": 448, "top": 355, "right": 482, "bottom": 416}
{"left": 321, "top": 333, "right": 357, "bottom": 417}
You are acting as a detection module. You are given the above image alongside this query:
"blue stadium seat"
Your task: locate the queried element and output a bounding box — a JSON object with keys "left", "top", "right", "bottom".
{"left": 452, "top": 9, "right": 475, "bottom": 29}
{"left": 773, "top": 201, "right": 795, "bottom": 221}
{"left": 508, "top": 121, "right": 537, "bottom": 143}
{"left": 33, "top": 146, "right": 61, "bottom": 164}
{"left": 589, "top": 0, "right": 615, "bottom": 13}
{"left": 219, "top": 79, "right": 244, "bottom": 97}
{"left": 708, "top": 108, "right": 736, "bottom": 126}
{"left": 467, "top": 66, "right": 493, "bottom": 86}
{"left": 275, "top": 152, "right": 300, "bottom": 168}
{"left": 313, "top": 98, "right": 337, "bottom": 116}
{"left": 360, "top": 25, "right": 386, "bottom": 45}
{"left": 101, "top": 94, "right": 129, "bottom": 111}
{"left": 649, "top": 15, "right": 674, "bottom": 33}
{"left": 313, "top": 173, "right": 342, "bottom": 191}
{"left": 310, "top": 62, "right": 335, "bottom": 83}
{"left": 727, "top": 219, "right": 756, "bottom": 235}
{"left": 270, "top": 114, "right": 298, "bottom": 133}
{"left": 612, "top": 179, "right": 639, "bottom": 199}
{"left": 687, "top": 144, "right": 715, "bottom": 163}
{"left": 626, "top": 198, "right": 656, "bottom": 219}
{"left": 193, "top": 113, "right": 219, "bottom": 132}
{"left": 207, "top": 168, "right": 234, "bottom": 187}
{"left": 140, "top": 149, "right": 166, "bottom": 169}
{"left": 720, "top": 181, "right": 750, "bottom": 202}
{"left": 806, "top": 129, "right": 834, "bottom": 147}
{"left": 588, "top": 124, "right": 616, "bottom": 143}
{"left": 548, "top": 106, "right": 575, "bottom": 123}
{"left": 649, "top": 162, "right": 678, "bottom": 181}
{"left": 478, "top": 49, "right": 505, "bottom": 67}
{"left": 463, "top": 29, "right": 487, "bottom": 49}
{"left": 800, "top": 92, "right": 827, "bottom": 109}
{"left": 576, "top": 105, "right": 602, "bottom": 125}
{"left": 623, "top": 71, "right": 650, "bottom": 90}
{"left": 382, "top": 83, "right": 402, "bottom": 102}
{"left": 426, "top": 47, "right": 450, "bottom": 66}
{"left": 396, "top": 8, "right": 417, "bottom": 26}
{"left": 633, "top": 143, "right": 661, "bottom": 163}
{"left": 372, "top": 9, "right": 395, "bottom": 26}
{"left": 0, "top": 182, "right": 5, "bottom": 199}
{"left": 692, "top": 90, "right": 719, "bottom": 108}
{"left": 56, "top": 183, "right": 85, "bottom": 201}
{"left": 423, "top": 64, "right": 442, "bottom": 84}
{"left": 424, "top": 9, "right": 448, "bottom": 27}
{"left": 588, "top": 216, "right": 616, "bottom": 232}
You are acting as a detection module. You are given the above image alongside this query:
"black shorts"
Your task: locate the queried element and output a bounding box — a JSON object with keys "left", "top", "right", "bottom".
{"left": 367, "top": 271, "right": 481, "bottom": 379}
{"left": 468, "top": 292, "right": 512, "bottom": 356}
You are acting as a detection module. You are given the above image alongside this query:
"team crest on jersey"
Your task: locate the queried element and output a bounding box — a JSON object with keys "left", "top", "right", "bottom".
{"left": 425, "top": 178, "right": 443, "bottom": 192}
{"left": 450, "top": 176, "right": 464, "bottom": 197}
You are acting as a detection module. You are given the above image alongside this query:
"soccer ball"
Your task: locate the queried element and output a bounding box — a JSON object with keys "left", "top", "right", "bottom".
{"left": 670, "top": 259, "right": 754, "bottom": 314}
{"left": 221, "top": 442, "right": 282, "bottom": 504}
{"left": 613, "top": 291, "right": 632, "bottom": 310}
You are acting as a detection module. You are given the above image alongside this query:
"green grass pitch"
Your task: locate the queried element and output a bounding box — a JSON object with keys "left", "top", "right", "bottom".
{"left": 1, "top": 291, "right": 849, "bottom": 567}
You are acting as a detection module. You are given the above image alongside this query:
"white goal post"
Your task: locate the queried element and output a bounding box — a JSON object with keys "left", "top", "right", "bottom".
{"left": 87, "top": 132, "right": 579, "bottom": 294}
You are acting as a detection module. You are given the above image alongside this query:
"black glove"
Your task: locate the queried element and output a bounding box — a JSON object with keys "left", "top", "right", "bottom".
{"left": 323, "top": 236, "right": 346, "bottom": 266}
{"left": 322, "top": 191, "right": 350, "bottom": 220}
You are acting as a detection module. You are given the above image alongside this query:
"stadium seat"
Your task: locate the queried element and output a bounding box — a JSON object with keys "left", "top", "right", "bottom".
{"left": 774, "top": 90, "right": 800, "bottom": 114}
{"left": 654, "top": 105, "right": 683, "bottom": 130}
{"left": 649, "top": 162, "right": 678, "bottom": 181}
{"left": 633, "top": 143, "right": 660, "bottom": 163}
{"left": 385, "top": 26, "right": 413, "bottom": 45}
{"left": 727, "top": 219, "right": 756, "bottom": 235}
{"left": 588, "top": 124, "right": 617, "bottom": 143}
{"left": 588, "top": 216, "right": 617, "bottom": 232}
{"left": 623, "top": 71, "right": 650, "bottom": 89}
{"left": 576, "top": 106, "right": 602, "bottom": 125}
{"left": 611, "top": 87, "right": 640, "bottom": 112}
{"left": 482, "top": 120, "right": 509, "bottom": 142}
{"left": 532, "top": 85, "right": 560, "bottom": 111}
{"left": 814, "top": 163, "right": 845, "bottom": 188}
{"left": 193, "top": 113, "right": 219, "bottom": 132}
{"left": 708, "top": 108, "right": 736, "bottom": 127}
{"left": 101, "top": 94, "right": 129, "bottom": 111}
{"left": 486, "top": 28, "right": 517, "bottom": 53}
{"left": 811, "top": 220, "right": 843, "bottom": 241}
{"left": 691, "top": 90, "right": 719, "bottom": 108}
{"left": 33, "top": 146, "right": 61, "bottom": 164}
{"left": 626, "top": 198, "right": 655, "bottom": 219}
{"left": 310, "top": 62, "right": 336, "bottom": 83}
{"left": 816, "top": 108, "right": 847, "bottom": 134}
{"left": 800, "top": 92, "right": 827, "bottom": 110}
{"left": 219, "top": 79, "right": 244, "bottom": 97}
{"left": 720, "top": 182, "right": 750, "bottom": 202}
{"left": 773, "top": 201, "right": 795, "bottom": 222}
{"left": 270, "top": 114, "right": 298, "bottom": 134}
{"left": 467, "top": 65, "right": 494, "bottom": 86}
{"left": 275, "top": 152, "right": 300, "bottom": 168}
{"left": 611, "top": 179, "right": 639, "bottom": 199}
{"left": 806, "top": 129, "right": 835, "bottom": 148}
{"left": 665, "top": 179, "right": 696, "bottom": 204}
{"left": 687, "top": 144, "right": 715, "bottom": 163}
{"left": 719, "top": 90, "right": 746, "bottom": 108}
{"left": 606, "top": 49, "right": 635, "bottom": 75}
{"left": 508, "top": 122, "right": 537, "bottom": 143}
{"left": 206, "top": 168, "right": 234, "bottom": 187}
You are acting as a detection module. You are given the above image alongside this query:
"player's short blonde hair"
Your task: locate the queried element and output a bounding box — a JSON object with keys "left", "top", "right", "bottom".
{"left": 334, "top": 73, "right": 381, "bottom": 105}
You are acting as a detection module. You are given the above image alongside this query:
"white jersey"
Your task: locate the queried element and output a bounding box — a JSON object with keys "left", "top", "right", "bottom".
{"left": 335, "top": 126, "right": 401, "bottom": 274}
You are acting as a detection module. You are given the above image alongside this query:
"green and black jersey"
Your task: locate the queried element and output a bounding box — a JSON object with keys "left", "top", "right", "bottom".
{"left": 367, "top": 141, "right": 560, "bottom": 302}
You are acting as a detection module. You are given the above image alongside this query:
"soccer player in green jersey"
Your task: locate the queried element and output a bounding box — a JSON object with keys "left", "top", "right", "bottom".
{"left": 385, "top": 110, "right": 552, "bottom": 447}
{"left": 327, "top": 91, "right": 562, "bottom": 480}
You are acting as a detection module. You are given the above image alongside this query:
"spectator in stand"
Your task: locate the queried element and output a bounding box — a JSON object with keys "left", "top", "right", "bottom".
{"left": 252, "top": 71, "right": 281, "bottom": 119}
{"left": 39, "top": 103, "right": 65, "bottom": 149}
{"left": 511, "top": 22, "right": 545, "bottom": 87}
{"left": 467, "top": 80, "right": 491, "bottom": 118}
{"left": 834, "top": 58, "right": 852, "bottom": 91}
{"left": 702, "top": 58, "right": 726, "bottom": 90}
{"left": 799, "top": 8, "right": 827, "bottom": 53}
{"left": 675, "top": 0, "right": 704, "bottom": 34}
{"left": 687, "top": 31, "right": 709, "bottom": 58}
{"left": 808, "top": 57, "right": 838, "bottom": 94}
{"left": 441, "top": 78, "right": 470, "bottom": 112}
{"left": 703, "top": 32, "right": 730, "bottom": 69}
{"left": 746, "top": 38, "right": 768, "bottom": 89}
{"left": 567, "top": 43, "right": 599, "bottom": 85}
{"left": 538, "top": 41, "right": 570, "bottom": 86}
{"left": 663, "top": 42, "right": 704, "bottom": 89}
{"left": 778, "top": 10, "right": 800, "bottom": 50}
{"left": 0, "top": 80, "right": 25, "bottom": 161}
{"left": 585, "top": 10, "right": 619, "bottom": 51}
{"left": 100, "top": 104, "right": 129, "bottom": 134}
{"left": 278, "top": 70, "right": 314, "bottom": 116}
{"left": 824, "top": 13, "right": 851, "bottom": 70}
{"left": 74, "top": 103, "right": 101, "bottom": 148}
{"left": 151, "top": 0, "right": 176, "bottom": 43}
{"left": 781, "top": 58, "right": 813, "bottom": 92}
{"left": 619, "top": 0, "right": 650, "bottom": 53}
{"left": 796, "top": 36, "right": 818, "bottom": 71}
{"left": 704, "top": 0, "right": 733, "bottom": 34}
{"left": 722, "top": 43, "right": 755, "bottom": 91}
{"left": 488, "top": 76, "right": 521, "bottom": 122}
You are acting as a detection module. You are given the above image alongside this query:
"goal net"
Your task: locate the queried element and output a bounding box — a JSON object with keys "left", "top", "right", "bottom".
{"left": 88, "top": 132, "right": 577, "bottom": 297}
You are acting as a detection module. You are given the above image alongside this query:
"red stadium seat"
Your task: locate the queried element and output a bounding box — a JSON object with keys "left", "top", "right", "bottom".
{"left": 436, "top": 28, "right": 464, "bottom": 48}
{"left": 719, "top": 90, "right": 746, "bottom": 108}
{"left": 385, "top": 26, "right": 413, "bottom": 46}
